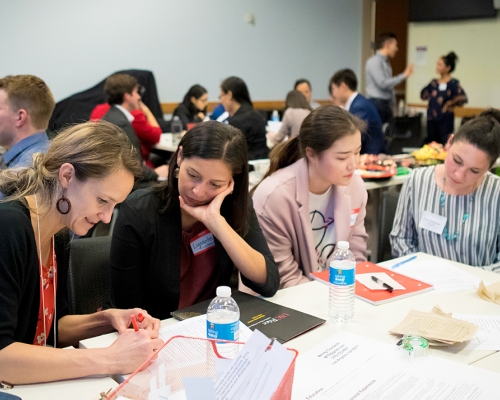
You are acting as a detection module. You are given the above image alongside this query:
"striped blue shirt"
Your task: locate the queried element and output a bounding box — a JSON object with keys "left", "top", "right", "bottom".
{"left": 390, "top": 166, "right": 500, "bottom": 273}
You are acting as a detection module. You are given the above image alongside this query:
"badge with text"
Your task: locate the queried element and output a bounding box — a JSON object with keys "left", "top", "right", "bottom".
{"left": 418, "top": 211, "right": 447, "bottom": 234}
{"left": 350, "top": 208, "right": 360, "bottom": 228}
{"left": 438, "top": 82, "right": 447, "bottom": 91}
{"left": 190, "top": 229, "right": 215, "bottom": 256}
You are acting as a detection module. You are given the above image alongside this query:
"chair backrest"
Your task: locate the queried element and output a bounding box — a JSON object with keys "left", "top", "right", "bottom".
{"left": 67, "top": 236, "right": 112, "bottom": 315}
{"left": 377, "top": 190, "right": 401, "bottom": 262}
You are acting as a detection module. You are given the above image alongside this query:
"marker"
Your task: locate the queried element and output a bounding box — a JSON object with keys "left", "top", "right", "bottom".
{"left": 137, "top": 313, "right": 144, "bottom": 323}
{"left": 131, "top": 314, "right": 139, "bottom": 331}
{"left": 371, "top": 276, "right": 394, "bottom": 292}
{"left": 391, "top": 255, "right": 417, "bottom": 269}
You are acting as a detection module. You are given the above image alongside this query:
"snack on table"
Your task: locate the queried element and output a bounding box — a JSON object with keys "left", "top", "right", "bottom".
{"left": 412, "top": 142, "right": 447, "bottom": 162}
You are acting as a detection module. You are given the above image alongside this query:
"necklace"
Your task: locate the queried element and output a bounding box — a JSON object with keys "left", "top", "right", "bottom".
{"left": 439, "top": 176, "right": 475, "bottom": 241}
{"left": 34, "top": 194, "right": 57, "bottom": 347}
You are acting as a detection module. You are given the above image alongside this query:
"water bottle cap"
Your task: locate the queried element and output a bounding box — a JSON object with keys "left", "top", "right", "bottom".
{"left": 337, "top": 241, "right": 349, "bottom": 249}
{"left": 173, "top": 115, "right": 180, "bottom": 121}
{"left": 216, "top": 286, "right": 231, "bottom": 297}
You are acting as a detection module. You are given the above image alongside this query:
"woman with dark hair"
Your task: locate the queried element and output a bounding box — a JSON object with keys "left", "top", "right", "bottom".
{"left": 268, "top": 90, "right": 312, "bottom": 147}
{"left": 220, "top": 77, "right": 269, "bottom": 160}
{"left": 250, "top": 105, "right": 368, "bottom": 289}
{"left": 172, "top": 84, "right": 209, "bottom": 130}
{"left": 421, "top": 52, "right": 467, "bottom": 145}
{"left": 391, "top": 112, "right": 500, "bottom": 272}
{"left": 0, "top": 121, "right": 162, "bottom": 384}
{"left": 109, "top": 121, "right": 279, "bottom": 320}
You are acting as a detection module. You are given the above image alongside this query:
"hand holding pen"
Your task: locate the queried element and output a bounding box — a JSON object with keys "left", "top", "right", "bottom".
{"left": 105, "top": 308, "right": 161, "bottom": 337}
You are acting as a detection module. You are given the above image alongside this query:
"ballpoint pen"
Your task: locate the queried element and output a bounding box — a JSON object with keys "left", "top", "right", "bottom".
{"left": 371, "top": 275, "right": 394, "bottom": 292}
{"left": 391, "top": 255, "right": 417, "bottom": 269}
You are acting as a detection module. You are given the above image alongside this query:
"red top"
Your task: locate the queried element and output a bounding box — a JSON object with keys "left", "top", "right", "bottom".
{"left": 90, "top": 104, "right": 162, "bottom": 168}
{"left": 33, "top": 239, "right": 57, "bottom": 346}
{"left": 178, "top": 222, "right": 218, "bottom": 309}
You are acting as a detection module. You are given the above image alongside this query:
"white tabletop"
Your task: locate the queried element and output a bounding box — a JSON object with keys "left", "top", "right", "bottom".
{"left": 80, "top": 252, "right": 500, "bottom": 374}
{"left": 2, "top": 376, "right": 118, "bottom": 400}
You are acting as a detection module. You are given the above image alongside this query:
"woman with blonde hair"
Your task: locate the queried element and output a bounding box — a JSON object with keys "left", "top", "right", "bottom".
{"left": 0, "top": 120, "right": 163, "bottom": 384}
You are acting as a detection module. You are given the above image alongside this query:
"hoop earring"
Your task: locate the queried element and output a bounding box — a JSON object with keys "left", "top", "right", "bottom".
{"left": 56, "top": 189, "right": 71, "bottom": 214}
{"left": 174, "top": 167, "right": 179, "bottom": 179}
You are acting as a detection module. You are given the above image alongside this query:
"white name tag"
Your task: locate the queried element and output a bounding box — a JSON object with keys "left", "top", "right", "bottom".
{"left": 418, "top": 211, "right": 447, "bottom": 235}
{"left": 350, "top": 208, "right": 360, "bottom": 228}
{"left": 438, "top": 82, "right": 447, "bottom": 91}
{"left": 190, "top": 229, "right": 215, "bottom": 256}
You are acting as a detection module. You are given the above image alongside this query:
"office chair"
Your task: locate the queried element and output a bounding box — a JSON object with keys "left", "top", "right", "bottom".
{"left": 377, "top": 189, "right": 401, "bottom": 262}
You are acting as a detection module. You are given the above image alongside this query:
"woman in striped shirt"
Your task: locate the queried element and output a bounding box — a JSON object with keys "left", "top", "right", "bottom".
{"left": 390, "top": 112, "right": 500, "bottom": 272}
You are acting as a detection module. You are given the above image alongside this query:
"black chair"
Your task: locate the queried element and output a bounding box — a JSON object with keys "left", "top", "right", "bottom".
{"left": 377, "top": 189, "right": 401, "bottom": 262}
{"left": 67, "top": 236, "right": 112, "bottom": 315}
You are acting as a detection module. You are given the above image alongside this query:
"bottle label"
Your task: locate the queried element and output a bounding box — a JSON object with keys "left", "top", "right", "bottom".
{"left": 329, "top": 265, "right": 355, "bottom": 286}
{"left": 207, "top": 320, "right": 239, "bottom": 342}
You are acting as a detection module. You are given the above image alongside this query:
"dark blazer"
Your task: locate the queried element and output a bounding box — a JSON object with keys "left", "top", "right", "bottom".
{"left": 227, "top": 103, "right": 269, "bottom": 160}
{"left": 0, "top": 200, "right": 70, "bottom": 350}
{"left": 350, "top": 93, "right": 386, "bottom": 154}
{"left": 172, "top": 103, "right": 203, "bottom": 130}
{"left": 102, "top": 106, "right": 158, "bottom": 182}
{"left": 108, "top": 189, "right": 279, "bottom": 320}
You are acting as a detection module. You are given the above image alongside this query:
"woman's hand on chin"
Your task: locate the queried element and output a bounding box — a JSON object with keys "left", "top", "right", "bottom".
{"left": 179, "top": 180, "right": 234, "bottom": 231}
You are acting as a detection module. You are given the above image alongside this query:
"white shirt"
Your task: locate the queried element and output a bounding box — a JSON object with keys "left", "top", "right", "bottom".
{"left": 115, "top": 104, "right": 135, "bottom": 123}
{"left": 309, "top": 187, "right": 336, "bottom": 271}
{"left": 344, "top": 92, "right": 358, "bottom": 112}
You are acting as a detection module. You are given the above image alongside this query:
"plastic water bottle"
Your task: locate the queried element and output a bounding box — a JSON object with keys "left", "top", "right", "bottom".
{"left": 329, "top": 241, "right": 356, "bottom": 322}
{"left": 171, "top": 115, "right": 183, "bottom": 134}
{"left": 271, "top": 110, "right": 280, "bottom": 122}
{"left": 206, "top": 286, "right": 240, "bottom": 358}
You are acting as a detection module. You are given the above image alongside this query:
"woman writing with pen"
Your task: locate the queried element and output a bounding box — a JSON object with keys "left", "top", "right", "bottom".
{"left": 0, "top": 121, "right": 163, "bottom": 385}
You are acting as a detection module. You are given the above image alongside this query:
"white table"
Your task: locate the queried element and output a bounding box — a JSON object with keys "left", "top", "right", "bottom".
{"left": 154, "top": 132, "right": 181, "bottom": 152}
{"left": 80, "top": 253, "right": 500, "bottom": 373}
{"left": 1, "top": 376, "right": 118, "bottom": 400}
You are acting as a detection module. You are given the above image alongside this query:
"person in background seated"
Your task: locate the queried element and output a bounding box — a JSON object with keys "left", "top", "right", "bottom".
{"left": 0, "top": 121, "right": 162, "bottom": 384}
{"left": 330, "top": 69, "right": 386, "bottom": 154}
{"left": 294, "top": 78, "right": 321, "bottom": 109}
{"left": 250, "top": 105, "right": 368, "bottom": 289}
{"left": 108, "top": 121, "right": 279, "bottom": 320}
{"left": 90, "top": 84, "right": 162, "bottom": 169}
{"left": 172, "top": 84, "right": 209, "bottom": 130}
{"left": 101, "top": 74, "right": 168, "bottom": 180}
{"left": 421, "top": 52, "right": 467, "bottom": 145}
{"left": 220, "top": 76, "right": 269, "bottom": 160}
{"left": 267, "top": 90, "right": 312, "bottom": 147}
{"left": 390, "top": 112, "right": 500, "bottom": 272}
{"left": 0, "top": 75, "right": 54, "bottom": 171}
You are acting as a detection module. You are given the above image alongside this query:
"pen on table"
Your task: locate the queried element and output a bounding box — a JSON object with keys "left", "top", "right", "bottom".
{"left": 371, "top": 276, "right": 394, "bottom": 292}
{"left": 131, "top": 314, "right": 139, "bottom": 331}
{"left": 391, "top": 255, "right": 417, "bottom": 269}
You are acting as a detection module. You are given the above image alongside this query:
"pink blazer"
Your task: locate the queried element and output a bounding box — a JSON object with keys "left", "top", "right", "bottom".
{"left": 251, "top": 158, "right": 368, "bottom": 289}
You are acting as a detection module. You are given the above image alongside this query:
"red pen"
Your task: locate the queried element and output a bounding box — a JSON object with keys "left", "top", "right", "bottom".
{"left": 137, "top": 313, "right": 144, "bottom": 322}
{"left": 131, "top": 314, "right": 139, "bottom": 331}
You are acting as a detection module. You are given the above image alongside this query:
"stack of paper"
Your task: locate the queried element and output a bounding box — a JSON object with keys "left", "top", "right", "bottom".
{"left": 477, "top": 280, "right": 500, "bottom": 304}
{"left": 389, "top": 307, "right": 478, "bottom": 345}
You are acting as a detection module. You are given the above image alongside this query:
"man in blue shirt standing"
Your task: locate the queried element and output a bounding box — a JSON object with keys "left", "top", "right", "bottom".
{"left": 0, "top": 75, "right": 54, "bottom": 170}
{"left": 365, "top": 33, "right": 414, "bottom": 130}
{"left": 330, "top": 69, "right": 386, "bottom": 154}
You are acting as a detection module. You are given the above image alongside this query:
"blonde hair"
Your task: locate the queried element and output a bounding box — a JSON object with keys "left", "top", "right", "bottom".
{"left": 0, "top": 120, "right": 142, "bottom": 211}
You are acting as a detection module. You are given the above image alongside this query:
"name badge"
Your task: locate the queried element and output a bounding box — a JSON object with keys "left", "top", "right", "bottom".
{"left": 350, "top": 208, "right": 360, "bottom": 228}
{"left": 438, "top": 82, "right": 447, "bottom": 91}
{"left": 418, "top": 211, "right": 447, "bottom": 235}
{"left": 190, "top": 229, "right": 215, "bottom": 256}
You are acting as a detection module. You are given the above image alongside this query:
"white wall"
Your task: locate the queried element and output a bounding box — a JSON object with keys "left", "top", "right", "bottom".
{"left": 0, "top": 0, "right": 363, "bottom": 103}
{"left": 407, "top": 14, "right": 500, "bottom": 108}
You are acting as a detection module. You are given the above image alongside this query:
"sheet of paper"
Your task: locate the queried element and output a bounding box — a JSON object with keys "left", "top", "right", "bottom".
{"left": 454, "top": 314, "right": 500, "bottom": 350}
{"left": 356, "top": 272, "right": 406, "bottom": 290}
{"left": 394, "top": 260, "right": 483, "bottom": 293}
{"left": 293, "top": 331, "right": 500, "bottom": 399}
{"left": 389, "top": 309, "right": 478, "bottom": 343}
{"left": 183, "top": 377, "right": 217, "bottom": 400}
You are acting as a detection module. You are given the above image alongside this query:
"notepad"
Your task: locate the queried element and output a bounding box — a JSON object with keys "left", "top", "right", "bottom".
{"left": 310, "top": 261, "right": 434, "bottom": 305}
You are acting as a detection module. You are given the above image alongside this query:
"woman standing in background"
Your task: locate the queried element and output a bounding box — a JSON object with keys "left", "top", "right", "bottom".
{"left": 421, "top": 52, "right": 467, "bottom": 145}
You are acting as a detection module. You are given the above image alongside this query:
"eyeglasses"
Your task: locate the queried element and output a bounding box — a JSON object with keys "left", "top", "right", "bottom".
{"left": 138, "top": 84, "right": 146, "bottom": 97}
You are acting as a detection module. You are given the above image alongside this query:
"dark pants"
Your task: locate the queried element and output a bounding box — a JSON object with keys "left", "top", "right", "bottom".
{"left": 369, "top": 98, "right": 394, "bottom": 138}
{"left": 426, "top": 115, "right": 454, "bottom": 145}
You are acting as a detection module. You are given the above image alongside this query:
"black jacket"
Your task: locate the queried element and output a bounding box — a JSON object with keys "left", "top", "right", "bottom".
{"left": 228, "top": 103, "right": 269, "bottom": 160}
{"left": 172, "top": 103, "right": 203, "bottom": 130}
{"left": 108, "top": 189, "right": 279, "bottom": 320}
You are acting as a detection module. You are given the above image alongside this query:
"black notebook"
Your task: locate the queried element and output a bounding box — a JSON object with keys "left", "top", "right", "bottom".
{"left": 171, "top": 291, "right": 326, "bottom": 344}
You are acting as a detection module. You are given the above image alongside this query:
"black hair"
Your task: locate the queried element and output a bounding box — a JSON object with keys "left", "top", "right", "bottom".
{"left": 330, "top": 69, "right": 358, "bottom": 93}
{"left": 376, "top": 32, "right": 397, "bottom": 50}
{"left": 294, "top": 78, "right": 312, "bottom": 91}
{"left": 442, "top": 52, "right": 458, "bottom": 73}
{"left": 153, "top": 121, "right": 250, "bottom": 236}
{"left": 181, "top": 84, "right": 208, "bottom": 114}
{"left": 220, "top": 77, "right": 252, "bottom": 106}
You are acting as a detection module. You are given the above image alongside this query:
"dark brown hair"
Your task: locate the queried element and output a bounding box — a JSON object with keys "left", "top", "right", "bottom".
{"left": 330, "top": 69, "right": 358, "bottom": 93}
{"left": 104, "top": 73, "right": 138, "bottom": 105}
{"left": 153, "top": 121, "right": 250, "bottom": 236}
{"left": 0, "top": 75, "right": 55, "bottom": 131}
{"left": 285, "top": 90, "right": 312, "bottom": 111}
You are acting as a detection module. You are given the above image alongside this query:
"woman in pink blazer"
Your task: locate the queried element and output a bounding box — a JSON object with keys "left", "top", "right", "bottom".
{"left": 251, "top": 105, "right": 368, "bottom": 288}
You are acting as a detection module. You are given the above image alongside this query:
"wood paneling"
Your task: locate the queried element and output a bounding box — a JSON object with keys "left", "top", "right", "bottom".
{"left": 407, "top": 103, "right": 488, "bottom": 118}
